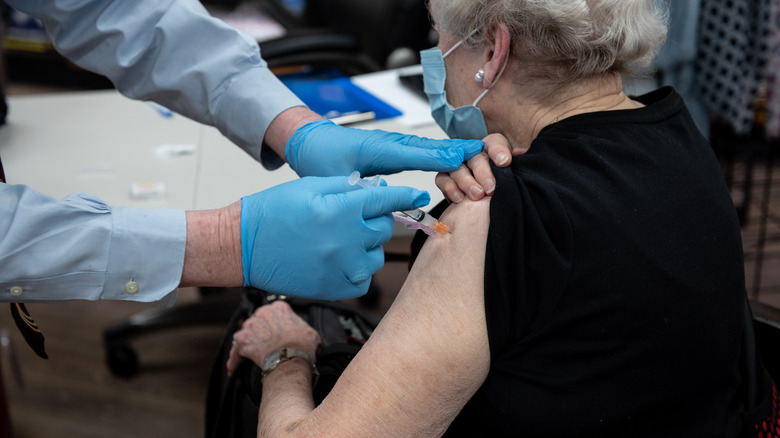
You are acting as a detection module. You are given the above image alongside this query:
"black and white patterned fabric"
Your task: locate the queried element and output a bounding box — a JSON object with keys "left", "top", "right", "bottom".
{"left": 765, "top": 0, "right": 780, "bottom": 138}
{"left": 697, "top": 0, "right": 771, "bottom": 135}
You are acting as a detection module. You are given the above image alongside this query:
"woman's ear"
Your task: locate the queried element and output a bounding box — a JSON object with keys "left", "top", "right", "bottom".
{"left": 482, "top": 22, "right": 510, "bottom": 89}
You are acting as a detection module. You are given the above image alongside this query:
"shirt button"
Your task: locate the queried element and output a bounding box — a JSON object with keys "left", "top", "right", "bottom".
{"left": 125, "top": 281, "right": 139, "bottom": 294}
{"left": 9, "top": 286, "right": 23, "bottom": 297}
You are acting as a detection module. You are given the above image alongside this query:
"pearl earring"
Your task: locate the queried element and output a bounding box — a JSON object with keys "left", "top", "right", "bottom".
{"left": 475, "top": 69, "right": 485, "bottom": 83}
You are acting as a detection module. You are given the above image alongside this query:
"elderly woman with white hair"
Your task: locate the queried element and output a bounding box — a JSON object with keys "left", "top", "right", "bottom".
{"left": 227, "top": 0, "right": 777, "bottom": 436}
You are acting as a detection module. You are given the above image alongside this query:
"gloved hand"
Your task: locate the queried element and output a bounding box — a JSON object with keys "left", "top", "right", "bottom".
{"left": 241, "top": 175, "right": 430, "bottom": 300}
{"left": 285, "top": 119, "right": 484, "bottom": 177}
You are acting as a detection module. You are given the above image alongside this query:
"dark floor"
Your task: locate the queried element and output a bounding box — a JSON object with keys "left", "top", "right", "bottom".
{"left": 0, "top": 290, "right": 223, "bottom": 438}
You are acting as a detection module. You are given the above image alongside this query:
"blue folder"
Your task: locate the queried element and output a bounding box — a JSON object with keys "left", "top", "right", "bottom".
{"left": 279, "top": 73, "right": 402, "bottom": 120}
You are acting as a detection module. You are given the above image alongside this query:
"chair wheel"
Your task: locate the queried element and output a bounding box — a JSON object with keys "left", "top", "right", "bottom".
{"left": 106, "top": 344, "right": 139, "bottom": 378}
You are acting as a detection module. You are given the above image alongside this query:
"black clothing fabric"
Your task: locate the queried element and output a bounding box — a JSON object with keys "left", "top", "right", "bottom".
{"left": 422, "top": 88, "right": 767, "bottom": 437}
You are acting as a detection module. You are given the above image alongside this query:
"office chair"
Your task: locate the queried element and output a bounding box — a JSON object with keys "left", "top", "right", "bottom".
{"left": 256, "top": 0, "right": 433, "bottom": 74}
{"left": 751, "top": 300, "right": 780, "bottom": 385}
{"left": 103, "top": 0, "right": 433, "bottom": 378}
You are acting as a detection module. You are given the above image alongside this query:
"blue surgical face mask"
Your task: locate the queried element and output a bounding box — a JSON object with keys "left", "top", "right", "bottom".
{"left": 420, "top": 32, "right": 508, "bottom": 140}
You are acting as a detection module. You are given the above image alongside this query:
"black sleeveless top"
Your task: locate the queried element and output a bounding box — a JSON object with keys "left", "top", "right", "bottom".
{"left": 411, "top": 88, "right": 768, "bottom": 437}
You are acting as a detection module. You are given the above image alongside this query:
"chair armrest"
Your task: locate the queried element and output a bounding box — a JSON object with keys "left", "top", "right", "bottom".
{"left": 259, "top": 31, "right": 381, "bottom": 75}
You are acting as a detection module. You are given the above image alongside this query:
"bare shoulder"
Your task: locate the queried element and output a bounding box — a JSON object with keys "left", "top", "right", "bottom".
{"left": 307, "top": 198, "right": 492, "bottom": 436}
{"left": 405, "top": 197, "right": 492, "bottom": 296}
{"left": 378, "top": 195, "right": 492, "bottom": 377}
{"left": 386, "top": 196, "right": 491, "bottom": 352}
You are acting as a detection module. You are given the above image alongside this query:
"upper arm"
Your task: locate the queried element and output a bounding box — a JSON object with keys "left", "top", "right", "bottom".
{"left": 300, "top": 197, "right": 492, "bottom": 437}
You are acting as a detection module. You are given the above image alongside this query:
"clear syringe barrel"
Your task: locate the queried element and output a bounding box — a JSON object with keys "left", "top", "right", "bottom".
{"left": 401, "top": 209, "right": 436, "bottom": 228}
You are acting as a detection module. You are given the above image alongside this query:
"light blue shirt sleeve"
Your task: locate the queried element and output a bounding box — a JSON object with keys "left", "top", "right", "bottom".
{"left": 0, "top": 184, "right": 186, "bottom": 303}
{"left": 6, "top": 0, "right": 304, "bottom": 165}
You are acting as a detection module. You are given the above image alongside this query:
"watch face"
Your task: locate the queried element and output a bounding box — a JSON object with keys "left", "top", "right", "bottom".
{"left": 262, "top": 350, "right": 282, "bottom": 372}
{"left": 261, "top": 347, "right": 313, "bottom": 379}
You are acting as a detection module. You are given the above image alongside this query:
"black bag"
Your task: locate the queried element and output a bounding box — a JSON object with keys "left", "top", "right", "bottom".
{"left": 205, "top": 288, "right": 380, "bottom": 438}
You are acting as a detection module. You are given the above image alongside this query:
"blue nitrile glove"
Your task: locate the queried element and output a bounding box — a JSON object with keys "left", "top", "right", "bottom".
{"left": 240, "top": 175, "right": 430, "bottom": 300}
{"left": 285, "top": 119, "right": 484, "bottom": 177}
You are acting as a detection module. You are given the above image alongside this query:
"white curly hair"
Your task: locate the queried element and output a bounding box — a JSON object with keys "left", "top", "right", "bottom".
{"left": 428, "top": 0, "right": 669, "bottom": 82}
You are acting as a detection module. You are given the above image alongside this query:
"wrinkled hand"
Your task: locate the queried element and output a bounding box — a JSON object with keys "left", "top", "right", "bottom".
{"left": 226, "top": 300, "right": 320, "bottom": 376}
{"left": 436, "top": 134, "right": 527, "bottom": 203}
{"left": 285, "top": 120, "right": 484, "bottom": 177}
{"left": 241, "top": 175, "right": 429, "bottom": 300}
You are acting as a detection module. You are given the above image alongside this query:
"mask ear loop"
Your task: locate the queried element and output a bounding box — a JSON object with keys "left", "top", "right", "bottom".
{"left": 442, "top": 28, "right": 482, "bottom": 58}
{"left": 473, "top": 50, "right": 510, "bottom": 107}
{"left": 442, "top": 38, "right": 466, "bottom": 58}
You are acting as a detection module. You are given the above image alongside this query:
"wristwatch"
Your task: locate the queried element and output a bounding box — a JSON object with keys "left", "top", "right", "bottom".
{"left": 260, "top": 347, "right": 318, "bottom": 382}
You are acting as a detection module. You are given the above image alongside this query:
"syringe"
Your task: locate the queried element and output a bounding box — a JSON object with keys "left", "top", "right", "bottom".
{"left": 348, "top": 171, "right": 450, "bottom": 235}
{"left": 394, "top": 209, "right": 450, "bottom": 235}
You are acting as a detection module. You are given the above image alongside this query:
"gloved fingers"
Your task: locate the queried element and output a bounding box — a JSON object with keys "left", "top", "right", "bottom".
{"left": 343, "top": 246, "right": 385, "bottom": 287}
{"left": 343, "top": 185, "right": 430, "bottom": 219}
{"left": 287, "top": 118, "right": 487, "bottom": 177}
{"left": 339, "top": 248, "right": 373, "bottom": 286}
{"left": 403, "top": 135, "right": 485, "bottom": 161}
{"left": 340, "top": 278, "right": 371, "bottom": 298}
{"left": 357, "top": 146, "right": 467, "bottom": 176}
{"left": 364, "top": 246, "right": 386, "bottom": 278}
{"left": 362, "top": 214, "right": 396, "bottom": 249}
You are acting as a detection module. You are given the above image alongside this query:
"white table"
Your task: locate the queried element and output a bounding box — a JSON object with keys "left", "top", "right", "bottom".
{"left": 0, "top": 91, "right": 202, "bottom": 210}
{"left": 0, "top": 69, "right": 448, "bottom": 235}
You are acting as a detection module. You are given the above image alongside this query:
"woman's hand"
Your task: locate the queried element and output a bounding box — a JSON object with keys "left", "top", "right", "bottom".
{"left": 226, "top": 300, "right": 321, "bottom": 376}
{"left": 436, "top": 134, "right": 527, "bottom": 203}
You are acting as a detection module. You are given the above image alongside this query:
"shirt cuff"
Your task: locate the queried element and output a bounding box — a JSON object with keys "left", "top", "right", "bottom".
{"left": 102, "top": 207, "right": 186, "bottom": 303}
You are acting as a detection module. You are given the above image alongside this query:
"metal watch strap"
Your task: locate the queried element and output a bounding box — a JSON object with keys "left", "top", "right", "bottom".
{"left": 260, "top": 347, "right": 318, "bottom": 383}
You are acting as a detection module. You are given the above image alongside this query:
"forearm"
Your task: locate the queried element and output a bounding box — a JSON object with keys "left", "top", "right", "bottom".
{"left": 257, "top": 360, "right": 317, "bottom": 437}
{"left": 180, "top": 201, "right": 243, "bottom": 287}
